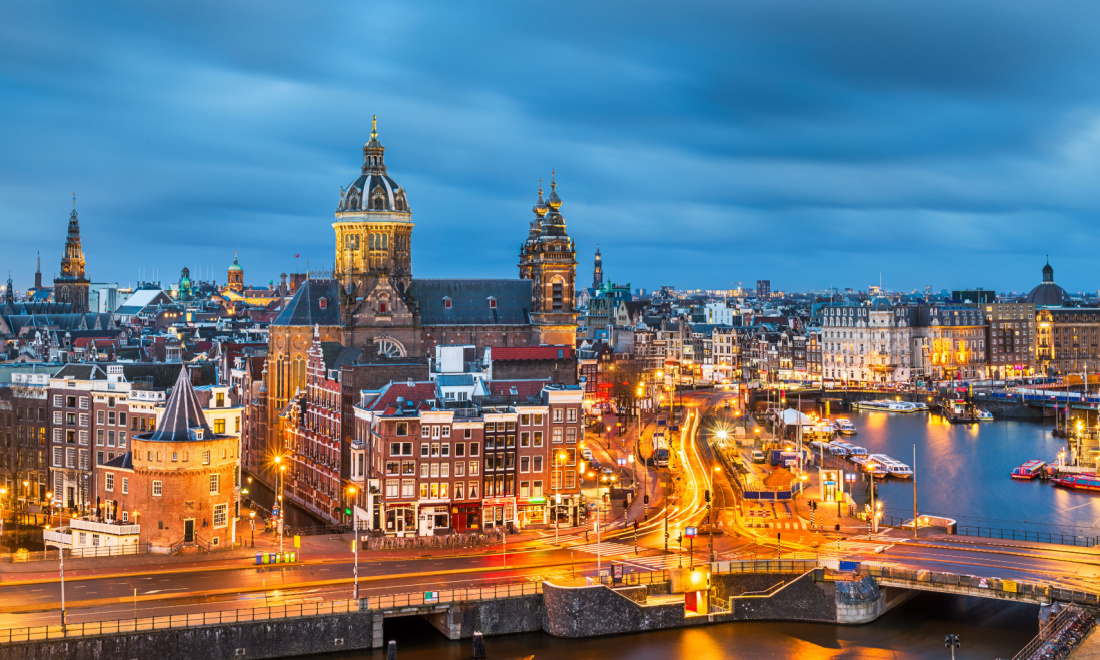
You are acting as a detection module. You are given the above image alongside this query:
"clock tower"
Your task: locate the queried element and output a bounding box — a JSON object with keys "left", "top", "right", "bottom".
{"left": 53, "top": 200, "right": 90, "bottom": 313}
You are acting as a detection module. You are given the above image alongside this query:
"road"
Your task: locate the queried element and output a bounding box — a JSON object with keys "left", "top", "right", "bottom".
{"left": 2, "top": 388, "right": 1100, "bottom": 631}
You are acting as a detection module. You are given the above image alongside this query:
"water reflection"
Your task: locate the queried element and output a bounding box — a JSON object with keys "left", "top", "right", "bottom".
{"left": 848, "top": 411, "right": 1100, "bottom": 534}
{"left": 308, "top": 593, "right": 1036, "bottom": 660}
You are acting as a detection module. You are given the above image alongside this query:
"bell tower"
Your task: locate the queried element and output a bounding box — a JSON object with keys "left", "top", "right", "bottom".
{"left": 519, "top": 172, "right": 577, "bottom": 345}
{"left": 54, "top": 195, "right": 90, "bottom": 313}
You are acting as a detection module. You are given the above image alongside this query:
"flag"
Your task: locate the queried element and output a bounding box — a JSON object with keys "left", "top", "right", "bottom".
{"left": 294, "top": 254, "right": 300, "bottom": 258}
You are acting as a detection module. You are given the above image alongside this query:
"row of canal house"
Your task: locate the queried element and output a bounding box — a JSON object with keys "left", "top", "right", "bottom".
{"left": 281, "top": 328, "right": 585, "bottom": 536}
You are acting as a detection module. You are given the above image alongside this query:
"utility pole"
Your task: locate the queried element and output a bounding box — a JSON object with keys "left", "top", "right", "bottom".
{"left": 352, "top": 507, "right": 359, "bottom": 600}
{"left": 59, "top": 546, "right": 66, "bottom": 629}
{"left": 945, "top": 634, "right": 960, "bottom": 660}
{"left": 912, "top": 443, "right": 918, "bottom": 539}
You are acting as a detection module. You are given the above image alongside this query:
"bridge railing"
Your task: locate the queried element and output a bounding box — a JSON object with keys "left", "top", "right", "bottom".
{"left": 861, "top": 564, "right": 1100, "bottom": 608}
{"left": 881, "top": 515, "right": 1100, "bottom": 548}
{"left": 710, "top": 559, "right": 818, "bottom": 575}
{"left": 365, "top": 582, "right": 542, "bottom": 610}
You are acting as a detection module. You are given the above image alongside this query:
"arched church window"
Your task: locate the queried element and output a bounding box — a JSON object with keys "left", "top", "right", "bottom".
{"left": 382, "top": 234, "right": 388, "bottom": 250}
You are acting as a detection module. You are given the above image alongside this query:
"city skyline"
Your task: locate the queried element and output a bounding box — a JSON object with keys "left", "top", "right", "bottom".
{"left": 5, "top": 2, "right": 1100, "bottom": 292}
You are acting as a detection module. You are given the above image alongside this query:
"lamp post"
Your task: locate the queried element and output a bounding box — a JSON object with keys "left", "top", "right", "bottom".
{"left": 249, "top": 511, "right": 255, "bottom": 548}
{"left": 350, "top": 486, "right": 359, "bottom": 601}
{"left": 46, "top": 492, "right": 53, "bottom": 529}
{"left": 553, "top": 452, "right": 566, "bottom": 542}
{"left": 0, "top": 487, "right": 6, "bottom": 550}
{"left": 274, "top": 455, "right": 285, "bottom": 554}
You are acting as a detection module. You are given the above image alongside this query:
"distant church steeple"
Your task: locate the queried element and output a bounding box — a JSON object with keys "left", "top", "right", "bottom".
{"left": 34, "top": 252, "right": 41, "bottom": 290}
{"left": 593, "top": 245, "right": 603, "bottom": 289}
{"left": 53, "top": 194, "right": 90, "bottom": 312}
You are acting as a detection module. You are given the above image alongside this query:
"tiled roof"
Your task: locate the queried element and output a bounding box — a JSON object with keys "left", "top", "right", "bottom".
{"left": 437, "top": 374, "right": 475, "bottom": 387}
{"left": 486, "top": 379, "right": 549, "bottom": 398}
{"left": 272, "top": 278, "right": 342, "bottom": 327}
{"left": 101, "top": 452, "right": 133, "bottom": 470}
{"left": 139, "top": 367, "right": 214, "bottom": 443}
{"left": 54, "top": 364, "right": 107, "bottom": 381}
{"left": 409, "top": 279, "right": 531, "bottom": 326}
{"left": 364, "top": 381, "right": 440, "bottom": 413}
{"left": 489, "top": 346, "right": 572, "bottom": 361}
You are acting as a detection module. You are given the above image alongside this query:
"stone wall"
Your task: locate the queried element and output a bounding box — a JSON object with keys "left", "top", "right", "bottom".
{"left": 715, "top": 571, "right": 838, "bottom": 623}
{"left": 451, "top": 595, "right": 544, "bottom": 639}
{"left": 542, "top": 582, "right": 686, "bottom": 638}
{"left": 0, "top": 611, "right": 374, "bottom": 660}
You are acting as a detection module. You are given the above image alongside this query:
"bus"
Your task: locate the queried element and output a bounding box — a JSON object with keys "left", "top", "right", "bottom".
{"left": 652, "top": 433, "right": 671, "bottom": 468}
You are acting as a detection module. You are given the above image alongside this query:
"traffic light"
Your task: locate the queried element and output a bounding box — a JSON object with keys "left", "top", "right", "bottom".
{"left": 810, "top": 500, "right": 817, "bottom": 511}
{"left": 634, "top": 521, "right": 639, "bottom": 531}
{"left": 704, "top": 489, "right": 711, "bottom": 503}
{"left": 344, "top": 507, "right": 352, "bottom": 516}
{"left": 644, "top": 494, "right": 649, "bottom": 505}
{"left": 834, "top": 524, "right": 840, "bottom": 532}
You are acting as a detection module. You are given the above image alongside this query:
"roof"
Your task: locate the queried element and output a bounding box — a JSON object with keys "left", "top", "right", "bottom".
{"left": 101, "top": 452, "right": 133, "bottom": 470}
{"left": 272, "top": 278, "right": 342, "bottom": 327}
{"left": 409, "top": 279, "right": 531, "bottom": 326}
{"left": 486, "top": 379, "right": 549, "bottom": 398}
{"left": 363, "top": 381, "right": 440, "bottom": 414}
{"left": 489, "top": 346, "right": 572, "bottom": 361}
{"left": 137, "top": 367, "right": 216, "bottom": 443}
{"left": 116, "top": 289, "right": 172, "bottom": 314}
{"left": 53, "top": 364, "right": 107, "bottom": 381}
{"left": 437, "top": 374, "right": 475, "bottom": 387}
{"left": 320, "top": 342, "right": 363, "bottom": 371}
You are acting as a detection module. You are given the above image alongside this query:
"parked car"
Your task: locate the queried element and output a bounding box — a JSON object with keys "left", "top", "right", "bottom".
{"left": 751, "top": 450, "right": 766, "bottom": 464}
{"left": 582, "top": 447, "right": 593, "bottom": 461}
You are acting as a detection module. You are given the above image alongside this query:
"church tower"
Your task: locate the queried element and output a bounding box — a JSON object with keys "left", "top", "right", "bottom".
{"left": 519, "top": 173, "right": 577, "bottom": 345}
{"left": 54, "top": 199, "right": 90, "bottom": 313}
{"left": 592, "top": 245, "right": 603, "bottom": 289}
{"left": 333, "top": 116, "right": 414, "bottom": 300}
{"left": 227, "top": 252, "right": 244, "bottom": 293}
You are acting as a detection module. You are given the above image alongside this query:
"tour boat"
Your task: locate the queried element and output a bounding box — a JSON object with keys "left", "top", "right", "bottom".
{"left": 868, "top": 454, "right": 913, "bottom": 478}
{"left": 854, "top": 400, "right": 922, "bottom": 413}
{"left": 1010, "top": 459, "right": 1046, "bottom": 480}
{"left": 1053, "top": 474, "right": 1100, "bottom": 492}
{"left": 861, "top": 460, "right": 889, "bottom": 477}
{"left": 827, "top": 442, "right": 850, "bottom": 456}
{"left": 835, "top": 418, "right": 858, "bottom": 435}
{"left": 846, "top": 445, "right": 868, "bottom": 457}
{"left": 977, "top": 409, "right": 994, "bottom": 422}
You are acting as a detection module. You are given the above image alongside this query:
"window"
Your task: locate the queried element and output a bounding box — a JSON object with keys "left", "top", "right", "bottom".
{"left": 118, "top": 432, "right": 126, "bottom": 448}
{"left": 520, "top": 432, "right": 530, "bottom": 447}
{"left": 202, "top": 451, "right": 210, "bottom": 465}
{"left": 52, "top": 447, "right": 61, "bottom": 467}
{"left": 171, "top": 451, "right": 178, "bottom": 462}
{"left": 420, "top": 464, "right": 429, "bottom": 478}
{"left": 420, "top": 483, "right": 428, "bottom": 499}
{"left": 441, "top": 463, "right": 449, "bottom": 478}
{"left": 431, "top": 425, "right": 441, "bottom": 439}
{"left": 532, "top": 480, "right": 543, "bottom": 497}
{"left": 520, "top": 456, "right": 530, "bottom": 472}
{"left": 470, "top": 461, "right": 479, "bottom": 476}
{"left": 97, "top": 410, "right": 105, "bottom": 424}
{"left": 441, "top": 426, "right": 450, "bottom": 438}
{"left": 152, "top": 481, "right": 163, "bottom": 497}
{"left": 420, "top": 444, "right": 429, "bottom": 458}
{"left": 431, "top": 443, "right": 440, "bottom": 457}
{"left": 552, "top": 428, "right": 563, "bottom": 444}
{"left": 119, "top": 412, "right": 127, "bottom": 427}
{"left": 122, "top": 478, "right": 129, "bottom": 495}
{"left": 454, "top": 482, "right": 464, "bottom": 500}
{"left": 107, "top": 411, "right": 115, "bottom": 425}
{"left": 520, "top": 481, "right": 530, "bottom": 498}
{"left": 566, "top": 428, "right": 577, "bottom": 443}
{"left": 469, "top": 442, "right": 480, "bottom": 457}
{"left": 214, "top": 419, "right": 225, "bottom": 434}
{"left": 108, "top": 431, "right": 116, "bottom": 447}
{"left": 96, "top": 430, "right": 104, "bottom": 446}
{"left": 533, "top": 456, "right": 544, "bottom": 472}
{"left": 402, "top": 461, "right": 415, "bottom": 475}
{"left": 441, "top": 444, "right": 450, "bottom": 457}
{"left": 402, "top": 479, "right": 416, "bottom": 498}
{"left": 422, "top": 425, "right": 431, "bottom": 438}
{"left": 213, "top": 503, "right": 227, "bottom": 528}
{"left": 468, "top": 481, "right": 479, "bottom": 499}
{"left": 395, "top": 422, "right": 408, "bottom": 436}
{"left": 386, "top": 461, "right": 399, "bottom": 475}
{"left": 210, "top": 474, "right": 219, "bottom": 494}
{"left": 533, "top": 414, "right": 543, "bottom": 425}
{"left": 106, "top": 473, "right": 114, "bottom": 491}
{"left": 533, "top": 432, "right": 543, "bottom": 447}
{"left": 386, "top": 480, "right": 399, "bottom": 497}
{"left": 553, "top": 409, "right": 563, "bottom": 423}
{"left": 80, "top": 396, "right": 89, "bottom": 409}
{"left": 567, "top": 409, "right": 577, "bottom": 423}
{"left": 455, "top": 462, "right": 465, "bottom": 477}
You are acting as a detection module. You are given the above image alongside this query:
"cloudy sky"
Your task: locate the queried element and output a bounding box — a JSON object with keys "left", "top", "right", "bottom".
{"left": 4, "top": 1, "right": 1100, "bottom": 295}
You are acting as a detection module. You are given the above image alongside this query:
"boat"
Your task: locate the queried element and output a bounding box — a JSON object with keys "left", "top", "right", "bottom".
{"left": 835, "top": 418, "right": 858, "bottom": 434}
{"left": 854, "top": 400, "right": 922, "bottom": 413}
{"left": 1011, "top": 459, "right": 1046, "bottom": 480}
{"left": 861, "top": 460, "right": 889, "bottom": 477}
{"left": 846, "top": 445, "right": 868, "bottom": 457}
{"left": 977, "top": 409, "right": 994, "bottom": 422}
{"left": 1053, "top": 474, "right": 1100, "bottom": 492}
{"left": 828, "top": 442, "right": 849, "bottom": 456}
{"left": 868, "top": 454, "right": 913, "bottom": 478}
{"left": 913, "top": 402, "right": 930, "bottom": 411}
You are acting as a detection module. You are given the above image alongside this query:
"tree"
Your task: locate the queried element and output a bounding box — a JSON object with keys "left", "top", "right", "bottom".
{"left": 609, "top": 360, "right": 646, "bottom": 422}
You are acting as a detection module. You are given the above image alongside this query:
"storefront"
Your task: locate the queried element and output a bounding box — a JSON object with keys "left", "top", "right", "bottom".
{"left": 517, "top": 496, "right": 547, "bottom": 528}
{"left": 481, "top": 497, "right": 515, "bottom": 530}
{"left": 452, "top": 503, "right": 481, "bottom": 532}
{"left": 417, "top": 500, "right": 451, "bottom": 536}
{"left": 382, "top": 503, "right": 416, "bottom": 536}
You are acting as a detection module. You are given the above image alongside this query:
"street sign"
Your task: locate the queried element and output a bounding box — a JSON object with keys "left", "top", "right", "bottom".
{"left": 684, "top": 526, "right": 697, "bottom": 538}
{"left": 845, "top": 473, "right": 857, "bottom": 483}
{"left": 617, "top": 458, "right": 627, "bottom": 467}
{"left": 424, "top": 591, "right": 439, "bottom": 603}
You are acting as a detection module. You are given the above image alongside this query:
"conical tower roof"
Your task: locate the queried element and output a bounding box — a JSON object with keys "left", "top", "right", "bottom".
{"left": 142, "top": 367, "right": 215, "bottom": 442}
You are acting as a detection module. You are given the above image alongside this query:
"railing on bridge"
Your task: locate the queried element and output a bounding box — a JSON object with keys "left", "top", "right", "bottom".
{"left": 861, "top": 564, "right": 1100, "bottom": 609}
{"left": 710, "top": 559, "right": 818, "bottom": 575}
{"left": 366, "top": 582, "right": 542, "bottom": 610}
{"left": 0, "top": 599, "right": 359, "bottom": 644}
{"left": 882, "top": 515, "right": 1100, "bottom": 548}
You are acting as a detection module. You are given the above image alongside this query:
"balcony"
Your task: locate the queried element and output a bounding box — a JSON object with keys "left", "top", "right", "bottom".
{"left": 72, "top": 518, "right": 141, "bottom": 536}
{"left": 43, "top": 528, "right": 72, "bottom": 547}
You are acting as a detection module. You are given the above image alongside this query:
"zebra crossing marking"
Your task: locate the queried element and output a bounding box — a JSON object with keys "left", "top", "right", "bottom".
{"left": 571, "top": 541, "right": 635, "bottom": 556}
{"left": 620, "top": 554, "right": 687, "bottom": 570}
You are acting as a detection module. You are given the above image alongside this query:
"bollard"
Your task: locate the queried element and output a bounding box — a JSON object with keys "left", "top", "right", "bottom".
{"left": 387, "top": 639, "right": 397, "bottom": 660}
{"left": 472, "top": 631, "right": 486, "bottom": 658}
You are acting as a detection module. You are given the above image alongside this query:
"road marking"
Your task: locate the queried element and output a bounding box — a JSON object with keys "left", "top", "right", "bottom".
{"left": 571, "top": 542, "right": 636, "bottom": 556}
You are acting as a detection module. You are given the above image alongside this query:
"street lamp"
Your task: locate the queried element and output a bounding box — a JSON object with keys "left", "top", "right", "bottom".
{"left": 553, "top": 451, "right": 567, "bottom": 541}
{"left": 274, "top": 455, "right": 286, "bottom": 554}
{"left": 249, "top": 511, "right": 256, "bottom": 548}
{"left": 0, "top": 487, "right": 6, "bottom": 550}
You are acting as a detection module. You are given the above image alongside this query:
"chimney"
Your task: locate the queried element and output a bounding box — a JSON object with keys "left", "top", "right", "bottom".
{"left": 407, "top": 377, "right": 414, "bottom": 388}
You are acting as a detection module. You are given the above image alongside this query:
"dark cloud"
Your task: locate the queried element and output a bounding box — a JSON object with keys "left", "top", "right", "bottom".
{"left": 3, "top": 0, "right": 1100, "bottom": 295}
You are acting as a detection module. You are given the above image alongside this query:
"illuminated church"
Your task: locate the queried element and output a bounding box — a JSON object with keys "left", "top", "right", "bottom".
{"left": 265, "top": 117, "right": 578, "bottom": 420}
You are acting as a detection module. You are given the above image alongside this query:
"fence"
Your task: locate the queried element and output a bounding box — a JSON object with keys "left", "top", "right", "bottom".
{"left": 860, "top": 564, "right": 1100, "bottom": 608}
{"left": 365, "top": 582, "right": 541, "bottom": 610}
{"left": 0, "top": 598, "right": 359, "bottom": 643}
{"left": 710, "top": 559, "right": 819, "bottom": 575}
{"left": 880, "top": 515, "right": 1100, "bottom": 549}
{"left": 1009, "top": 606, "right": 1083, "bottom": 660}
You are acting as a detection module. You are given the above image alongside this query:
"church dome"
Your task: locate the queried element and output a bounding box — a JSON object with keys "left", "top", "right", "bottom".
{"left": 1025, "top": 259, "right": 1072, "bottom": 307}
{"left": 228, "top": 254, "right": 243, "bottom": 272}
{"left": 337, "top": 115, "right": 411, "bottom": 216}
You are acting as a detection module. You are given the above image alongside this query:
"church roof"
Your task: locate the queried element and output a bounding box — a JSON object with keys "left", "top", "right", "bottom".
{"left": 1025, "top": 260, "right": 1072, "bottom": 307}
{"left": 272, "top": 278, "right": 342, "bottom": 327}
{"left": 138, "top": 367, "right": 215, "bottom": 443}
{"left": 408, "top": 279, "right": 532, "bottom": 326}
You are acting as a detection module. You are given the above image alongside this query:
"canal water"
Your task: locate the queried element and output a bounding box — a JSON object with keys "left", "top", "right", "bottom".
{"left": 842, "top": 411, "right": 1100, "bottom": 536}
{"left": 307, "top": 592, "right": 1036, "bottom": 659}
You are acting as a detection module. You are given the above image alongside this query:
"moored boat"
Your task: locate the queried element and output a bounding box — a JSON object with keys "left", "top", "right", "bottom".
{"left": 835, "top": 418, "right": 858, "bottom": 434}
{"left": 1011, "top": 459, "right": 1046, "bottom": 480}
{"left": 1053, "top": 474, "right": 1100, "bottom": 492}
{"left": 868, "top": 453, "right": 913, "bottom": 478}
{"left": 854, "top": 400, "right": 922, "bottom": 413}
{"left": 977, "top": 409, "right": 994, "bottom": 422}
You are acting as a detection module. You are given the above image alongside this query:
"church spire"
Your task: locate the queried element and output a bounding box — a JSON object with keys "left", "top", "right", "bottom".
{"left": 362, "top": 114, "right": 386, "bottom": 174}
{"left": 34, "top": 251, "right": 41, "bottom": 290}
{"left": 593, "top": 244, "right": 603, "bottom": 289}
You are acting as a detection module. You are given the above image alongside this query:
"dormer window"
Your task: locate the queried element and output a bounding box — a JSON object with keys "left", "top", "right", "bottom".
{"left": 379, "top": 302, "right": 387, "bottom": 313}
{"left": 488, "top": 297, "right": 497, "bottom": 309}
{"left": 444, "top": 297, "right": 452, "bottom": 309}
{"left": 319, "top": 297, "right": 328, "bottom": 310}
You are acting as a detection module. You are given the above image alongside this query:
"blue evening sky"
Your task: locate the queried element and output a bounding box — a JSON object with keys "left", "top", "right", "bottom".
{"left": 3, "top": 1, "right": 1100, "bottom": 295}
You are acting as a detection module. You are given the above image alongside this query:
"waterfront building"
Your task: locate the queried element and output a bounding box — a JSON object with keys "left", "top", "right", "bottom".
{"left": 0, "top": 372, "right": 50, "bottom": 503}
{"left": 983, "top": 301, "right": 1036, "bottom": 378}
{"left": 1036, "top": 308, "right": 1100, "bottom": 377}
{"left": 820, "top": 300, "right": 913, "bottom": 385}
{"left": 910, "top": 305, "right": 987, "bottom": 381}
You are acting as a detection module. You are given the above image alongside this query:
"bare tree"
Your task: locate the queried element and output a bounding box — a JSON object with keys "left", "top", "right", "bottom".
{"left": 609, "top": 360, "right": 646, "bottom": 422}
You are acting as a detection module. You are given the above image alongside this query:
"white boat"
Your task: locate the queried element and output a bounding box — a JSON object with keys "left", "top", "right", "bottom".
{"left": 868, "top": 453, "right": 913, "bottom": 478}
{"left": 854, "top": 400, "right": 922, "bottom": 413}
{"left": 977, "top": 409, "right": 994, "bottom": 422}
{"left": 835, "top": 418, "right": 858, "bottom": 434}
{"left": 846, "top": 445, "right": 868, "bottom": 457}
{"left": 828, "top": 442, "right": 849, "bottom": 456}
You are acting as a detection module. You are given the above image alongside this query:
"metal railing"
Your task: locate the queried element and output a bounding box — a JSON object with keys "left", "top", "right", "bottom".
{"left": 0, "top": 599, "right": 359, "bottom": 643}
{"left": 365, "top": 582, "right": 542, "bottom": 610}
{"left": 710, "top": 559, "right": 819, "bottom": 575}
{"left": 880, "top": 515, "right": 1100, "bottom": 548}
{"left": 1009, "top": 606, "right": 1083, "bottom": 660}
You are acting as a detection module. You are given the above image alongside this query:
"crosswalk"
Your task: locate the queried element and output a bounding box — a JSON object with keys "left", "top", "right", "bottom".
{"left": 619, "top": 554, "right": 690, "bottom": 570}
{"left": 570, "top": 541, "right": 636, "bottom": 556}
